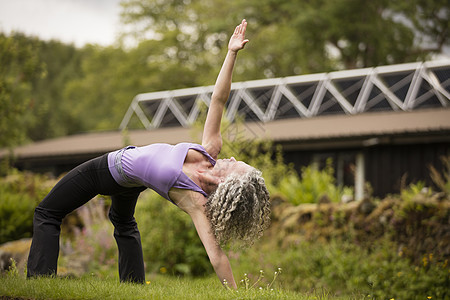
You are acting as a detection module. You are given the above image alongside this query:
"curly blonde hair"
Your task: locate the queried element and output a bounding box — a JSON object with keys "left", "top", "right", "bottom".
{"left": 205, "top": 168, "right": 271, "bottom": 247}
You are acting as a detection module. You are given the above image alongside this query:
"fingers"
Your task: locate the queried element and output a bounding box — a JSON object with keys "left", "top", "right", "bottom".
{"left": 234, "top": 19, "right": 247, "bottom": 36}
{"left": 241, "top": 19, "right": 247, "bottom": 35}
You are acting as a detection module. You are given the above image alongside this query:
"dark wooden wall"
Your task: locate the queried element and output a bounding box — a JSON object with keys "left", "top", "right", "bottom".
{"left": 283, "top": 141, "right": 450, "bottom": 198}
{"left": 364, "top": 142, "right": 449, "bottom": 197}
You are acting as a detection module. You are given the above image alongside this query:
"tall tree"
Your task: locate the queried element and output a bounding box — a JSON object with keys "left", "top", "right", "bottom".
{"left": 119, "top": 0, "right": 448, "bottom": 77}
{"left": 390, "top": 0, "right": 449, "bottom": 54}
{"left": 27, "top": 40, "right": 87, "bottom": 140}
{"left": 0, "top": 33, "right": 45, "bottom": 148}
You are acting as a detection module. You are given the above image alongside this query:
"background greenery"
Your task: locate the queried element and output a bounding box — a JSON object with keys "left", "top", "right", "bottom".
{"left": 1, "top": 0, "right": 448, "bottom": 147}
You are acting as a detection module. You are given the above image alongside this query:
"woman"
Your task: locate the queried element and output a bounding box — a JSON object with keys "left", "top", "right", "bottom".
{"left": 27, "top": 19, "right": 270, "bottom": 288}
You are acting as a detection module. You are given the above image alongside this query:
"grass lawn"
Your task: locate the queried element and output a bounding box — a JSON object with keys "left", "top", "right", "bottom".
{"left": 0, "top": 273, "right": 363, "bottom": 300}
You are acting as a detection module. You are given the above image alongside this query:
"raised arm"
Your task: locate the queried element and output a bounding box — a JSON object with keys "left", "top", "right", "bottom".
{"left": 202, "top": 19, "right": 249, "bottom": 158}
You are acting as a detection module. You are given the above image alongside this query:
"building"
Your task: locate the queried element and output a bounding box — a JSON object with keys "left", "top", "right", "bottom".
{"left": 2, "top": 60, "right": 450, "bottom": 198}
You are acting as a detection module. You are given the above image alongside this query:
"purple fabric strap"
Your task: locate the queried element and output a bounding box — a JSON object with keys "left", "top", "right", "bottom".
{"left": 107, "top": 143, "right": 216, "bottom": 203}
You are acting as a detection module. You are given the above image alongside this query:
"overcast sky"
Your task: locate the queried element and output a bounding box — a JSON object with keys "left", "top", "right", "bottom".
{"left": 0, "top": 0, "right": 121, "bottom": 47}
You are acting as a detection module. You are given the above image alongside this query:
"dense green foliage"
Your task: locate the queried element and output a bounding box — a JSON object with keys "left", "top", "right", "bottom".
{"left": 120, "top": 0, "right": 448, "bottom": 74}
{"left": 0, "top": 169, "right": 53, "bottom": 244}
{"left": 0, "top": 33, "right": 45, "bottom": 147}
{"left": 0, "top": 0, "right": 448, "bottom": 147}
{"left": 232, "top": 238, "right": 448, "bottom": 300}
{"left": 274, "top": 159, "right": 354, "bottom": 204}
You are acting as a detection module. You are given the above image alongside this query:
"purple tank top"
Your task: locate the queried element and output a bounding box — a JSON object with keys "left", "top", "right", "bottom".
{"left": 107, "top": 143, "right": 216, "bottom": 202}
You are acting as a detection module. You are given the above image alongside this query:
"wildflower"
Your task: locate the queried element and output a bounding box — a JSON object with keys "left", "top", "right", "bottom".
{"left": 427, "top": 297, "right": 432, "bottom": 299}
{"left": 159, "top": 267, "right": 167, "bottom": 274}
{"left": 223, "top": 279, "right": 232, "bottom": 291}
{"left": 146, "top": 281, "right": 151, "bottom": 285}
{"left": 423, "top": 256, "right": 428, "bottom": 267}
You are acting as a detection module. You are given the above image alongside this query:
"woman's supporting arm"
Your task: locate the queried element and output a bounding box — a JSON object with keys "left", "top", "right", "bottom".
{"left": 202, "top": 19, "right": 249, "bottom": 158}
{"left": 188, "top": 202, "right": 237, "bottom": 289}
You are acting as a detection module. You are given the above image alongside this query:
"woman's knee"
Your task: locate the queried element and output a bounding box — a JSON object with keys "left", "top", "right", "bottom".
{"left": 108, "top": 209, "right": 138, "bottom": 232}
{"left": 33, "top": 206, "right": 65, "bottom": 227}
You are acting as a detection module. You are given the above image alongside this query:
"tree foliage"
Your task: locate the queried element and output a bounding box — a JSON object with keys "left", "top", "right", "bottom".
{"left": 120, "top": 0, "right": 448, "bottom": 74}
{"left": 0, "top": 33, "right": 44, "bottom": 147}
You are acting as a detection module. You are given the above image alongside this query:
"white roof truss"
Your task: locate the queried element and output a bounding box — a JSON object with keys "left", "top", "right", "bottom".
{"left": 120, "top": 60, "right": 450, "bottom": 130}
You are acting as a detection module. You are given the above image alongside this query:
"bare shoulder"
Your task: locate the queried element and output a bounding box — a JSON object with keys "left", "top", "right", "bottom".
{"left": 185, "top": 147, "right": 217, "bottom": 163}
{"left": 185, "top": 148, "right": 206, "bottom": 163}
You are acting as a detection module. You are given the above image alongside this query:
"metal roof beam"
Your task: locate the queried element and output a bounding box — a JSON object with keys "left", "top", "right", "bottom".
{"left": 119, "top": 60, "right": 450, "bottom": 130}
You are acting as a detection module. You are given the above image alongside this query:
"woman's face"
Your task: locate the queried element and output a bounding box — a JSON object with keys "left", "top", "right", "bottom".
{"left": 212, "top": 157, "right": 252, "bottom": 179}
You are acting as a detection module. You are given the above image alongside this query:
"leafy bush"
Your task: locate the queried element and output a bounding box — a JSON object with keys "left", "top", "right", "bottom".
{"left": 0, "top": 169, "right": 53, "bottom": 244}
{"left": 429, "top": 156, "right": 450, "bottom": 195}
{"left": 0, "top": 190, "right": 35, "bottom": 244}
{"left": 274, "top": 159, "right": 353, "bottom": 205}
{"left": 400, "top": 181, "right": 432, "bottom": 202}
{"left": 231, "top": 238, "right": 449, "bottom": 299}
{"left": 134, "top": 190, "right": 212, "bottom": 277}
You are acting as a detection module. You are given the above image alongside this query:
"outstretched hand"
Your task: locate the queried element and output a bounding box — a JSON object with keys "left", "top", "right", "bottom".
{"left": 228, "top": 19, "right": 249, "bottom": 52}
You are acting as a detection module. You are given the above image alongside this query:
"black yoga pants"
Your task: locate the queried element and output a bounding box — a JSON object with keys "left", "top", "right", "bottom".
{"left": 26, "top": 153, "right": 147, "bottom": 283}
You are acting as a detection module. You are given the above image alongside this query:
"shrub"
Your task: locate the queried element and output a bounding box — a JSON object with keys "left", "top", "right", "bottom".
{"left": 0, "top": 169, "right": 53, "bottom": 244}
{"left": 400, "top": 181, "right": 432, "bottom": 203}
{"left": 0, "top": 190, "right": 35, "bottom": 244}
{"left": 275, "top": 159, "right": 353, "bottom": 205}
{"left": 231, "top": 237, "right": 449, "bottom": 299}
{"left": 429, "top": 155, "right": 450, "bottom": 195}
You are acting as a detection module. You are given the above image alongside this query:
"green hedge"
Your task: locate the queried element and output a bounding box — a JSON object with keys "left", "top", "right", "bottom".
{"left": 0, "top": 169, "right": 53, "bottom": 244}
